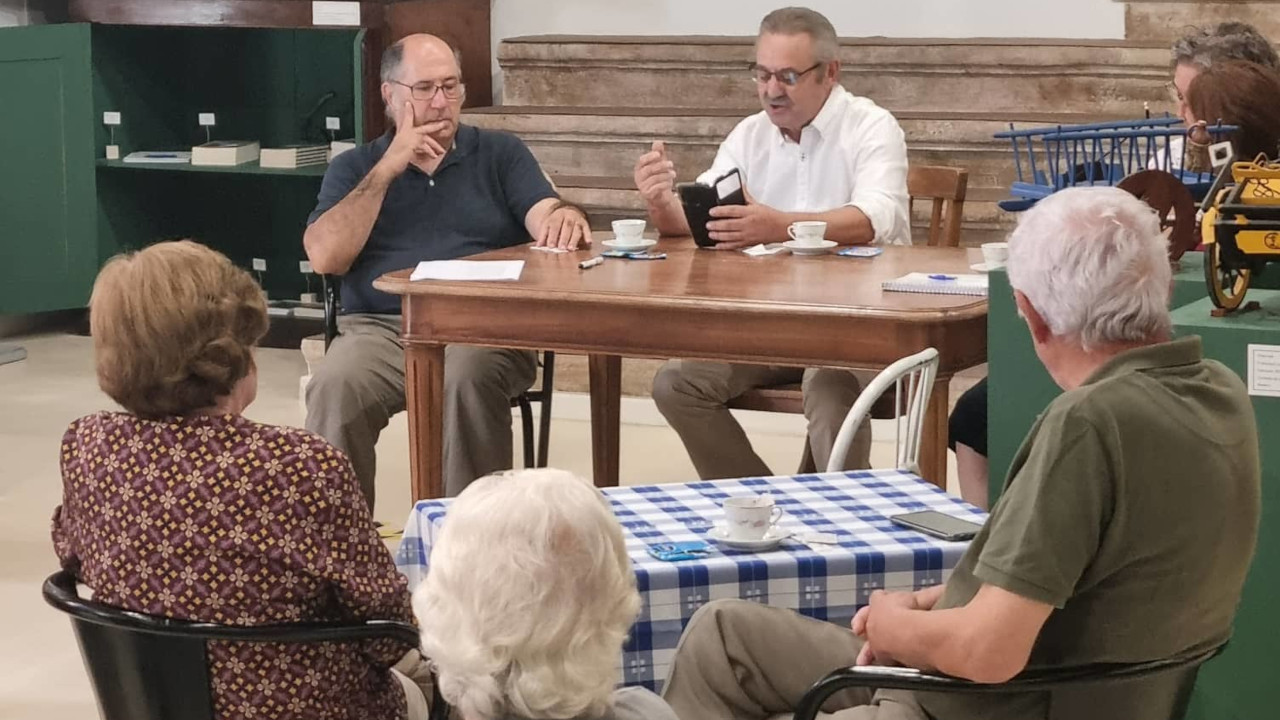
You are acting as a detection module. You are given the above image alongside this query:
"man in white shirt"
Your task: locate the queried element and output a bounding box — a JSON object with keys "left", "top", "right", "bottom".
{"left": 632, "top": 7, "right": 910, "bottom": 479}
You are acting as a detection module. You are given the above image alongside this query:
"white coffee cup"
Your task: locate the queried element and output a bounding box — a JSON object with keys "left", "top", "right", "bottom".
{"left": 723, "top": 494, "right": 784, "bottom": 541}
{"left": 787, "top": 221, "right": 828, "bottom": 247}
{"left": 981, "top": 242, "right": 1009, "bottom": 268}
{"left": 612, "top": 219, "right": 647, "bottom": 246}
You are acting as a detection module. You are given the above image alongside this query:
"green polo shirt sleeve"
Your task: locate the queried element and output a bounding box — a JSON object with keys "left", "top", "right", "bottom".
{"left": 974, "top": 400, "right": 1114, "bottom": 608}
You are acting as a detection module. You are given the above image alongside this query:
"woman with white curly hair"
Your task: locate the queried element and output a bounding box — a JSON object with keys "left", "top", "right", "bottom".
{"left": 414, "top": 469, "right": 679, "bottom": 720}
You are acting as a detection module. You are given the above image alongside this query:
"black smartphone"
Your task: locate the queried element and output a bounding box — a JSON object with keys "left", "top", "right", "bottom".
{"left": 680, "top": 169, "right": 747, "bottom": 248}
{"left": 888, "top": 511, "right": 983, "bottom": 542}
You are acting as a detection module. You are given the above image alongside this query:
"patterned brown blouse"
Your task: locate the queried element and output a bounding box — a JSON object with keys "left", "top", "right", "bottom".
{"left": 52, "top": 411, "right": 415, "bottom": 720}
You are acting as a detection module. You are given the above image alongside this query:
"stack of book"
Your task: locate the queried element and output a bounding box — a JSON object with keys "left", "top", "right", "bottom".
{"left": 191, "top": 141, "right": 261, "bottom": 166}
{"left": 260, "top": 144, "right": 329, "bottom": 169}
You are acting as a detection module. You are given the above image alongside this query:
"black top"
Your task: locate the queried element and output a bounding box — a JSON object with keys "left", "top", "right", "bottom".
{"left": 308, "top": 125, "right": 557, "bottom": 314}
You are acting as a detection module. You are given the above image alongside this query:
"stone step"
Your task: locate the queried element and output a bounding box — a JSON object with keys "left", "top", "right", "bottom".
{"left": 553, "top": 175, "right": 1017, "bottom": 247}
{"left": 466, "top": 106, "right": 1119, "bottom": 192}
{"left": 498, "top": 35, "right": 1174, "bottom": 116}
{"left": 1124, "top": 1, "right": 1280, "bottom": 44}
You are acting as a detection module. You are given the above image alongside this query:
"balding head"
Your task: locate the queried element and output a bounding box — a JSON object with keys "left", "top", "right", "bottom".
{"left": 381, "top": 34, "right": 462, "bottom": 84}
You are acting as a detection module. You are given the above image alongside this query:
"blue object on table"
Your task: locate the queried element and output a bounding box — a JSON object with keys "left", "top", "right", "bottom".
{"left": 837, "top": 246, "right": 884, "bottom": 258}
{"left": 647, "top": 541, "right": 712, "bottom": 561}
{"left": 602, "top": 250, "right": 667, "bottom": 260}
{"left": 994, "top": 114, "right": 1237, "bottom": 211}
{"left": 395, "top": 469, "right": 986, "bottom": 692}
{"left": 927, "top": 274, "right": 957, "bottom": 281}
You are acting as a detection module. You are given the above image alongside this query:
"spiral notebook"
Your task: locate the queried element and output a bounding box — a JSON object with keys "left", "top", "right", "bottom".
{"left": 882, "top": 273, "right": 988, "bottom": 297}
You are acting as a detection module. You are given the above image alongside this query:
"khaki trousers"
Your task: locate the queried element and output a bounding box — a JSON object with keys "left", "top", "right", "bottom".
{"left": 304, "top": 313, "right": 536, "bottom": 506}
{"left": 661, "top": 599, "right": 927, "bottom": 720}
{"left": 652, "top": 361, "right": 872, "bottom": 479}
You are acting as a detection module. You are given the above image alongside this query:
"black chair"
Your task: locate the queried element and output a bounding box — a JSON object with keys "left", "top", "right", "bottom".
{"left": 322, "top": 275, "right": 555, "bottom": 468}
{"left": 43, "top": 570, "right": 449, "bottom": 720}
{"left": 794, "top": 643, "right": 1225, "bottom": 720}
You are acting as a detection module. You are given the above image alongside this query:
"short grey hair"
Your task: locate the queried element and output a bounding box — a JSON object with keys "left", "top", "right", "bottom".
{"left": 1006, "top": 187, "right": 1172, "bottom": 352}
{"left": 1171, "top": 22, "right": 1280, "bottom": 70}
{"left": 759, "top": 7, "right": 840, "bottom": 64}
{"left": 380, "top": 36, "right": 464, "bottom": 83}
{"left": 414, "top": 469, "right": 641, "bottom": 720}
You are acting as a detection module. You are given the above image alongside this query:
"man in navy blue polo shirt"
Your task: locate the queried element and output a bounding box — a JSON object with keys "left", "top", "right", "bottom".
{"left": 303, "top": 34, "right": 590, "bottom": 508}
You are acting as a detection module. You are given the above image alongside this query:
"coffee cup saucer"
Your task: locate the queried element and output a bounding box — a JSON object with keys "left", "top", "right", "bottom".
{"left": 708, "top": 524, "right": 792, "bottom": 551}
{"left": 970, "top": 261, "right": 1004, "bottom": 273}
{"left": 603, "top": 238, "right": 657, "bottom": 251}
{"left": 783, "top": 239, "right": 837, "bottom": 256}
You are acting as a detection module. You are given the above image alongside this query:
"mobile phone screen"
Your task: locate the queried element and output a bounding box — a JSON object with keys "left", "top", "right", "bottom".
{"left": 889, "top": 511, "right": 983, "bottom": 541}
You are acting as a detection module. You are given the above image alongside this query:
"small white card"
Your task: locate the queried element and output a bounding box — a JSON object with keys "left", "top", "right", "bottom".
{"left": 1247, "top": 344, "right": 1280, "bottom": 397}
{"left": 312, "top": 1, "right": 361, "bottom": 26}
{"left": 198, "top": 113, "right": 216, "bottom": 127}
{"left": 325, "top": 116, "right": 342, "bottom": 131}
{"left": 103, "top": 111, "right": 122, "bottom": 126}
{"left": 410, "top": 260, "right": 525, "bottom": 282}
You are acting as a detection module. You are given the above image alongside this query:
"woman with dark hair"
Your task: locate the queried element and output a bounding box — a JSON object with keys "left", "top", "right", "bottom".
{"left": 1184, "top": 60, "right": 1280, "bottom": 169}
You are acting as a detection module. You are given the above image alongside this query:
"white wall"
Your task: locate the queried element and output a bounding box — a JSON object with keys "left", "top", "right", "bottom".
{"left": 491, "top": 0, "right": 1126, "bottom": 42}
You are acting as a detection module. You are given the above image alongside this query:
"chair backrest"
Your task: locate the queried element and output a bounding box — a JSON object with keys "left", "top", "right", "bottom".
{"left": 42, "top": 571, "right": 431, "bottom": 720}
{"left": 908, "top": 166, "right": 969, "bottom": 248}
{"left": 826, "top": 348, "right": 940, "bottom": 474}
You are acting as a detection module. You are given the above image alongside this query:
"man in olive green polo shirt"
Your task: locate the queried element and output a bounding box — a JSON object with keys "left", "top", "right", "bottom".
{"left": 659, "top": 186, "right": 1261, "bottom": 720}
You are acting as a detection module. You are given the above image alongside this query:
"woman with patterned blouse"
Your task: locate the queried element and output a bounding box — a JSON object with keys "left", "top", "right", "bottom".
{"left": 52, "top": 241, "right": 430, "bottom": 720}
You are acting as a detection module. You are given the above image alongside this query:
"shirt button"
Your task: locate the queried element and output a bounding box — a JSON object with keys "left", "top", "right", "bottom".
{"left": 429, "top": 180, "right": 435, "bottom": 187}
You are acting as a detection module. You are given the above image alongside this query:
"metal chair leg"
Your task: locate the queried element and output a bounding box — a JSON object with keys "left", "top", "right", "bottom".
{"left": 536, "top": 352, "right": 556, "bottom": 468}
{"left": 518, "top": 396, "right": 535, "bottom": 469}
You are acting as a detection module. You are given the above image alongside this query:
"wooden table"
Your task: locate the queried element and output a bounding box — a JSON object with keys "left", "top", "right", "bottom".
{"left": 374, "top": 238, "right": 988, "bottom": 501}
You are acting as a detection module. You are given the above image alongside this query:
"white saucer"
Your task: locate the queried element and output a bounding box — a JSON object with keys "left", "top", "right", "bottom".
{"left": 603, "top": 238, "right": 657, "bottom": 251}
{"left": 969, "top": 262, "right": 1005, "bottom": 273}
{"left": 783, "top": 240, "right": 837, "bottom": 256}
{"left": 708, "top": 525, "right": 792, "bottom": 551}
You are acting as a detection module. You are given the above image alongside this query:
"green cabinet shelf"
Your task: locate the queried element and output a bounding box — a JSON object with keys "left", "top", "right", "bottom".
{"left": 96, "top": 159, "right": 331, "bottom": 178}
{"left": 0, "top": 21, "right": 370, "bottom": 315}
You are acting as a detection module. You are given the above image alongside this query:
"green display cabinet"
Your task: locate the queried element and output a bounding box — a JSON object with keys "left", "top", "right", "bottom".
{"left": 0, "top": 20, "right": 370, "bottom": 315}
{"left": 1171, "top": 292, "right": 1280, "bottom": 720}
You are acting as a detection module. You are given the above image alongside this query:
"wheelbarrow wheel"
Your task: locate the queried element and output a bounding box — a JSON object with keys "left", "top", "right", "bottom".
{"left": 1205, "top": 234, "right": 1251, "bottom": 310}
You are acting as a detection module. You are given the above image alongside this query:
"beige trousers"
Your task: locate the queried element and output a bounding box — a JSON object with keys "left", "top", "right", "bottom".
{"left": 661, "top": 599, "right": 928, "bottom": 720}
{"left": 304, "top": 313, "right": 537, "bottom": 506}
{"left": 652, "top": 361, "right": 872, "bottom": 479}
{"left": 393, "top": 650, "right": 434, "bottom": 720}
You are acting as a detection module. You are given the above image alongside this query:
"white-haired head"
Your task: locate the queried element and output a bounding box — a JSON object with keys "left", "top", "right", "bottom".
{"left": 1006, "top": 187, "right": 1172, "bottom": 352}
{"left": 414, "top": 469, "right": 641, "bottom": 720}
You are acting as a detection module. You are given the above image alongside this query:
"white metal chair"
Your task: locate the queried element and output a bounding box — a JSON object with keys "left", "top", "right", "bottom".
{"left": 826, "top": 348, "right": 941, "bottom": 474}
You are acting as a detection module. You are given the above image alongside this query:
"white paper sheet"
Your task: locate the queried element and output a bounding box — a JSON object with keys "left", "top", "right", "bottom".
{"left": 410, "top": 260, "right": 525, "bottom": 282}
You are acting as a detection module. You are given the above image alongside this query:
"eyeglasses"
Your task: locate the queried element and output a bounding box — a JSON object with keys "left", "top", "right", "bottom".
{"left": 1166, "top": 81, "right": 1185, "bottom": 104}
{"left": 392, "top": 79, "right": 465, "bottom": 101}
{"left": 749, "top": 62, "right": 823, "bottom": 86}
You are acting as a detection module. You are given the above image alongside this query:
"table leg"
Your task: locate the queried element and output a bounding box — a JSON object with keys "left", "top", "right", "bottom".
{"left": 405, "top": 342, "right": 445, "bottom": 501}
{"left": 588, "top": 354, "right": 622, "bottom": 488}
{"left": 919, "top": 374, "right": 951, "bottom": 490}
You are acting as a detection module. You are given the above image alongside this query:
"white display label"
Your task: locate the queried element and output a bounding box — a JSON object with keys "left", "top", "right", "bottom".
{"left": 198, "top": 113, "right": 216, "bottom": 127}
{"left": 325, "top": 116, "right": 341, "bottom": 131}
{"left": 1248, "top": 344, "right": 1280, "bottom": 397}
{"left": 299, "top": 260, "right": 313, "bottom": 274}
{"left": 252, "top": 258, "right": 267, "bottom": 272}
{"left": 103, "top": 112, "right": 122, "bottom": 126}
{"left": 312, "top": 1, "right": 361, "bottom": 26}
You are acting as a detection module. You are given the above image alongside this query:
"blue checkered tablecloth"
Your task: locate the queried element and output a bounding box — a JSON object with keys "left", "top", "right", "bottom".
{"left": 395, "top": 469, "right": 986, "bottom": 691}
